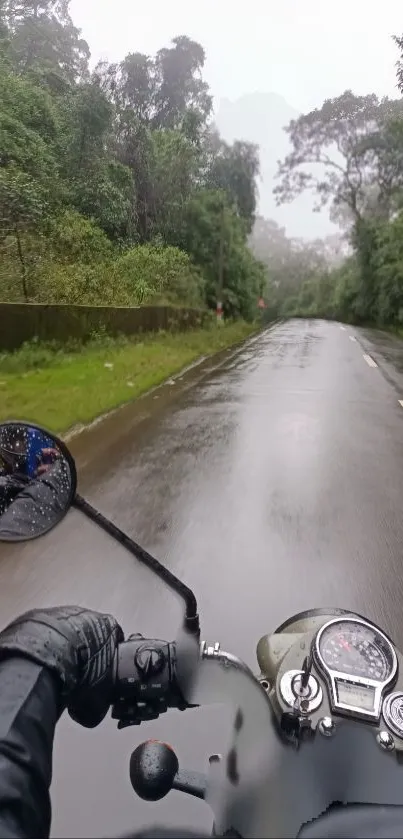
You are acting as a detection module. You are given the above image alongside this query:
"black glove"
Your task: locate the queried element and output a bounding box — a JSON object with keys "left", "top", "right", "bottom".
{"left": 0, "top": 605, "right": 124, "bottom": 727}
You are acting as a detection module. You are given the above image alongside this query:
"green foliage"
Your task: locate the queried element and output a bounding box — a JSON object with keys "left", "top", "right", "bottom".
{"left": 150, "top": 129, "right": 198, "bottom": 241}
{"left": 207, "top": 138, "right": 260, "bottom": 233}
{"left": 178, "top": 189, "right": 266, "bottom": 319}
{"left": 112, "top": 244, "right": 204, "bottom": 307}
{"left": 0, "top": 2, "right": 262, "bottom": 320}
{"left": 264, "top": 210, "right": 403, "bottom": 328}
{"left": 0, "top": 321, "right": 258, "bottom": 432}
{"left": 32, "top": 263, "right": 105, "bottom": 304}
{"left": 269, "top": 37, "right": 403, "bottom": 329}
{"left": 68, "top": 161, "right": 135, "bottom": 242}
{"left": 0, "top": 166, "right": 48, "bottom": 228}
{"left": 274, "top": 91, "right": 403, "bottom": 225}
{"left": 3, "top": 0, "right": 90, "bottom": 85}
{"left": 0, "top": 67, "right": 57, "bottom": 143}
{"left": 152, "top": 36, "right": 212, "bottom": 132}
{"left": 0, "top": 66, "right": 58, "bottom": 227}
{"left": 367, "top": 214, "right": 403, "bottom": 326}
{"left": 47, "top": 209, "right": 114, "bottom": 264}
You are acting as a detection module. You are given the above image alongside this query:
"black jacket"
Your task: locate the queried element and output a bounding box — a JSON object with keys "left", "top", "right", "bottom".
{"left": 0, "top": 462, "right": 71, "bottom": 540}
{"left": 0, "top": 656, "right": 208, "bottom": 838}
{"left": 0, "top": 657, "right": 58, "bottom": 837}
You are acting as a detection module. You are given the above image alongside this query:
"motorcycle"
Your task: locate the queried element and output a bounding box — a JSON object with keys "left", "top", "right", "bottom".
{"left": 1, "top": 420, "right": 403, "bottom": 837}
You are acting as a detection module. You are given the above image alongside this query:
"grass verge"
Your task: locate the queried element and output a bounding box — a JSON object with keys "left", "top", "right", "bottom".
{"left": 0, "top": 322, "right": 259, "bottom": 433}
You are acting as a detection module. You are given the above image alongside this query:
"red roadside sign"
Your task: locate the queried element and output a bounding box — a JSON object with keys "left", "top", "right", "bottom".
{"left": 258, "top": 298, "right": 266, "bottom": 309}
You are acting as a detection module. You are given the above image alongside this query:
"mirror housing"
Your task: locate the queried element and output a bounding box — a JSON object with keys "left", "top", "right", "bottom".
{"left": 0, "top": 421, "right": 77, "bottom": 542}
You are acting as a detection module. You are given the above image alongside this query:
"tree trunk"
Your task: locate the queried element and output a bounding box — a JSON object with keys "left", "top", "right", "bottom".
{"left": 216, "top": 201, "right": 225, "bottom": 321}
{"left": 15, "top": 225, "right": 28, "bottom": 302}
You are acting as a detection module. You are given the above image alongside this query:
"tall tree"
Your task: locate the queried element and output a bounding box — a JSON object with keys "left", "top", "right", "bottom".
{"left": 207, "top": 138, "right": 260, "bottom": 232}
{"left": 150, "top": 128, "right": 199, "bottom": 242}
{"left": 394, "top": 34, "right": 403, "bottom": 95}
{"left": 99, "top": 37, "right": 214, "bottom": 242}
{"left": 153, "top": 36, "right": 212, "bottom": 134}
{"left": 0, "top": 68, "right": 58, "bottom": 297}
{"left": 2, "top": 0, "right": 89, "bottom": 85}
{"left": 116, "top": 52, "right": 154, "bottom": 121}
{"left": 56, "top": 81, "right": 135, "bottom": 240}
{"left": 180, "top": 189, "right": 264, "bottom": 318}
{"left": 274, "top": 91, "right": 403, "bottom": 226}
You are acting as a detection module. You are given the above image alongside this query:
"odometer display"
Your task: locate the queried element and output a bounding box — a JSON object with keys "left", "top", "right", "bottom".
{"left": 318, "top": 620, "right": 394, "bottom": 682}
{"left": 336, "top": 679, "right": 375, "bottom": 711}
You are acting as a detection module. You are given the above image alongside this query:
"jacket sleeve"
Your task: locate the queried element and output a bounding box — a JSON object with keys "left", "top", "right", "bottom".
{"left": 0, "top": 474, "right": 25, "bottom": 517}
{"left": 0, "top": 655, "right": 207, "bottom": 839}
{"left": 0, "top": 656, "right": 60, "bottom": 838}
{"left": 0, "top": 461, "right": 71, "bottom": 540}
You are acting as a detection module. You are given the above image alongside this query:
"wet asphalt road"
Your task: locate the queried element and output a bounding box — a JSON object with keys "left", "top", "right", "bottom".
{"left": 2, "top": 318, "right": 403, "bottom": 836}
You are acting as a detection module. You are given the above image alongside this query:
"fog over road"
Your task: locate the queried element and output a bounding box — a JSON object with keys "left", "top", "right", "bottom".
{"left": 2, "top": 318, "right": 403, "bottom": 837}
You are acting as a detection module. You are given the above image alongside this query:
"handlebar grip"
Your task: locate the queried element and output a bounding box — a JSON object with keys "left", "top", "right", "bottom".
{"left": 111, "top": 634, "right": 187, "bottom": 728}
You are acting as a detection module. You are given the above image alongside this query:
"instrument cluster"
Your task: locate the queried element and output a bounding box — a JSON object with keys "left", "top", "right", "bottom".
{"left": 278, "top": 617, "right": 403, "bottom": 741}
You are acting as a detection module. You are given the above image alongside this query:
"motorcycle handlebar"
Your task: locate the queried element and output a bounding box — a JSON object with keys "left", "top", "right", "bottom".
{"left": 111, "top": 635, "right": 190, "bottom": 728}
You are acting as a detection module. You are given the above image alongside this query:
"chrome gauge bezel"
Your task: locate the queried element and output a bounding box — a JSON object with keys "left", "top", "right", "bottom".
{"left": 383, "top": 692, "right": 403, "bottom": 739}
{"left": 315, "top": 617, "right": 398, "bottom": 721}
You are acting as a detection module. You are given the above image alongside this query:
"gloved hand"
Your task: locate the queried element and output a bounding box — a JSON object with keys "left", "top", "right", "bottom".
{"left": 0, "top": 605, "right": 124, "bottom": 727}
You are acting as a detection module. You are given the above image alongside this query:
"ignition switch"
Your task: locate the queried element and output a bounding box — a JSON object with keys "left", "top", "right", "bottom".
{"left": 280, "top": 669, "right": 323, "bottom": 712}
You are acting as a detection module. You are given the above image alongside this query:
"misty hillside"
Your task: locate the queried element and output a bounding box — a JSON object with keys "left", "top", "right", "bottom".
{"left": 215, "top": 92, "right": 337, "bottom": 240}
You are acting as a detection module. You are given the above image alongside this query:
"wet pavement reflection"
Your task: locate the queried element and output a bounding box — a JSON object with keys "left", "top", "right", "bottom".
{"left": 2, "top": 319, "right": 403, "bottom": 836}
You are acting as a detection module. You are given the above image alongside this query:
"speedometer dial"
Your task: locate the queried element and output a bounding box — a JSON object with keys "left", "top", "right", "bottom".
{"left": 318, "top": 620, "right": 394, "bottom": 682}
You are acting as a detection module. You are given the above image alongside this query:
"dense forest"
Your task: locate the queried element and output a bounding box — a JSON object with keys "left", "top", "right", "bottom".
{"left": 0, "top": 0, "right": 267, "bottom": 319}
{"left": 257, "top": 38, "right": 403, "bottom": 328}
{"left": 3, "top": 3, "right": 403, "bottom": 329}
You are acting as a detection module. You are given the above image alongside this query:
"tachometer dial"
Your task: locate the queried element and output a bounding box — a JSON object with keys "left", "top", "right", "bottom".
{"left": 318, "top": 620, "right": 394, "bottom": 682}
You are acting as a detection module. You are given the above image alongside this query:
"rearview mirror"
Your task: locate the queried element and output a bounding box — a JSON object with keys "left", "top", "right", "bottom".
{"left": 0, "top": 421, "right": 77, "bottom": 542}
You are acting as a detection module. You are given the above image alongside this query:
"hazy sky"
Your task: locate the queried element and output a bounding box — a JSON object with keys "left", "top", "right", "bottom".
{"left": 70, "top": 0, "right": 403, "bottom": 238}
{"left": 71, "top": 0, "right": 402, "bottom": 113}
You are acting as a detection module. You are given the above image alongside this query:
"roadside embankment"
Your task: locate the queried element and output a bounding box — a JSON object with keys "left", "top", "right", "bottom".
{"left": 0, "top": 321, "right": 259, "bottom": 433}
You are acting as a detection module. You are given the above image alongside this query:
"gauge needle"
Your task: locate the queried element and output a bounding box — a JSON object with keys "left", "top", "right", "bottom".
{"left": 339, "top": 638, "right": 351, "bottom": 651}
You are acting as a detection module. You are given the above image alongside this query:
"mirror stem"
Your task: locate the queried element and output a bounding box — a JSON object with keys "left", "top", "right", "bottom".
{"left": 73, "top": 493, "right": 200, "bottom": 638}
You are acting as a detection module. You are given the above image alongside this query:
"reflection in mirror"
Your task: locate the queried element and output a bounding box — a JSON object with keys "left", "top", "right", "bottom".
{"left": 0, "top": 422, "right": 77, "bottom": 542}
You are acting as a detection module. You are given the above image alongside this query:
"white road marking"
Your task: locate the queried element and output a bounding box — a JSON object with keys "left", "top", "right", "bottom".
{"left": 399, "top": 400, "right": 403, "bottom": 409}
{"left": 340, "top": 326, "right": 346, "bottom": 331}
{"left": 349, "top": 335, "right": 357, "bottom": 342}
{"left": 363, "top": 354, "right": 378, "bottom": 368}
